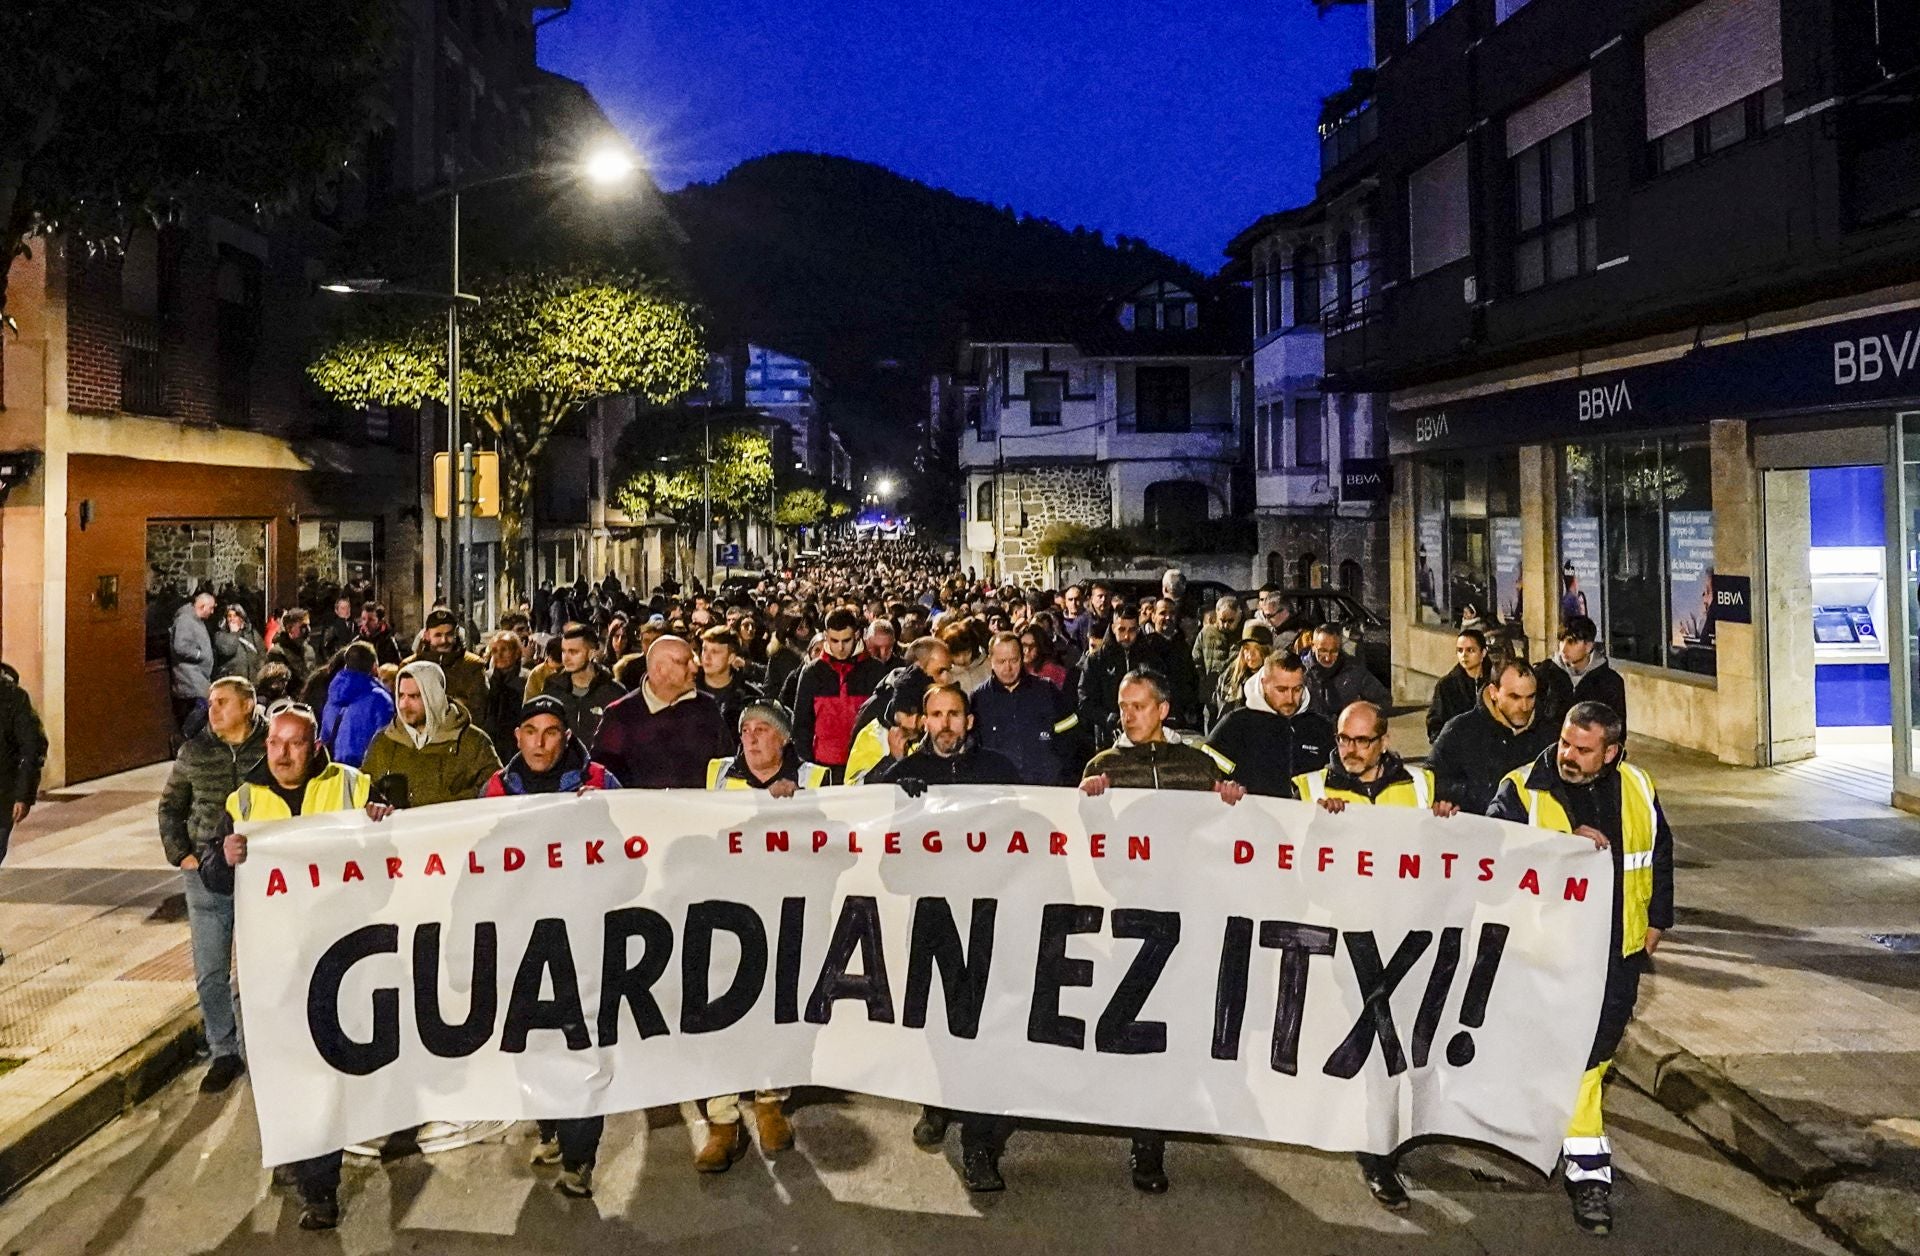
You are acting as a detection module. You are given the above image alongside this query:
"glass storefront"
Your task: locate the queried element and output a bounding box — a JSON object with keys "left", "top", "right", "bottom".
{"left": 1558, "top": 437, "right": 1716, "bottom": 676}
{"left": 1413, "top": 451, "right": 1521, "bottom": 629}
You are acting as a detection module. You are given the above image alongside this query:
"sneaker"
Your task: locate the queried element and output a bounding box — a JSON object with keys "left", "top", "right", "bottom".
{"left": 529, "top": 1135, "right": 562, "bottom": 1167}
{"left": 911, "top": 1107, "right": 950, "bottom": 1149}
{"left": 1129, "top": 1137, "right": 1169, "bottom": 1194}
{"left": 1568, "top": 1179, "right": 1612, "bottom": 1236}
{"left": 201, "top": 1055, "right": 246, "bottom": 1094}
{"left": 557, "top": 1165, "right": 594, "bottom": 1199}
{"left": 961, "top": 1147, "right": 1005, "bottom": 1193}
{"left": 1357, "top": 1153, "right": 1409, "bottom": 1211}
{"left": 297, "top": 1192, "right": 340, "bottom": 1231}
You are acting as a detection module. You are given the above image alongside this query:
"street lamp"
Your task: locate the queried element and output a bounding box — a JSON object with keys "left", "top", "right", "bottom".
{"left": 323, "top": 141, "right": 640, "bottom": 631}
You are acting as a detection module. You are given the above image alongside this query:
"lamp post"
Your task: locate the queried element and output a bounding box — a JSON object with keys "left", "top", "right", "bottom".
{"left": 324, "top": 143, "right": 639, "bottom": 631}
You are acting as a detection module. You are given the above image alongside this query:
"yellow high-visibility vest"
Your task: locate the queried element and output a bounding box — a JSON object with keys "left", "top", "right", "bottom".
{"left": 1291, "top": 765, "right": 1435, "bottom": 809}
{"left": 225, "top": 762, "right": 371, "bottom": 823}
{"left": 706, "top": 757, "right": 833, "bottom": 791}
{"left": 1500, "top": 761, "right": 1659, "bottom": 957}
{"left": 843, "top": 719, "right": 892, "bottom": 784}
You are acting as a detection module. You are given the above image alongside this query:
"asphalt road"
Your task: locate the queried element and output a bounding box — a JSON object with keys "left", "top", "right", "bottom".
{"left": 0, "top": 1073, "right": 1847, "bottom": 1255}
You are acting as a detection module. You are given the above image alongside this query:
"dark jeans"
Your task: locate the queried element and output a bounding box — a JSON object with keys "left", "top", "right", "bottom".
{"left": 0, "top": 813, "right": 12, "bottom": 865}
{"left": 290, "top": 1150, "right": 343, "bottom": 1201}
{"left": 537, "top": 1117, "right": 605, "bottom": 1170}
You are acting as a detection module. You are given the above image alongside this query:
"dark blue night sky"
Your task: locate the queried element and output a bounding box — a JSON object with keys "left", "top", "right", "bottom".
{"left": 538, "top": 2, "right": 1372, "bottom": 269}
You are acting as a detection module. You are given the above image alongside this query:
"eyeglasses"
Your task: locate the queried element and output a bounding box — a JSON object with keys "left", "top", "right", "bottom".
{"left": 1335, "top": 733, "right": 1384, "bottom": 748}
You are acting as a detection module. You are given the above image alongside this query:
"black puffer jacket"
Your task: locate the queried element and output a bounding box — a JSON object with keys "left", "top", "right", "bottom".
{"left": 1083, "top": 738, "right": 1222, "bottom": 791}
{"left": 156, "top": 711, "right": 266, "bottom": 866}
{"left": 0, "top": 665, "right": 47, "bottom": 813}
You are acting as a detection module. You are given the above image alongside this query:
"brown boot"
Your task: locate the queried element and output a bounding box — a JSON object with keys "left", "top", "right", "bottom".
{"left": 754, "top": 1099, "right": 794, "bottom": 1153}
{"left": 694, "top": 1120, "right": 748, "bottom": 1173}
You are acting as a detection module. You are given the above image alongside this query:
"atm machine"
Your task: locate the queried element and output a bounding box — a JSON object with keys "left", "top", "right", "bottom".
{"left": 1810, "top": 545, "right": 1890, "bottom": 728}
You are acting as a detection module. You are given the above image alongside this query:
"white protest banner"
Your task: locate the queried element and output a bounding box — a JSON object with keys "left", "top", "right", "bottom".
{"left": 234, "top": 785, "right": 1612, "bottom": 1170}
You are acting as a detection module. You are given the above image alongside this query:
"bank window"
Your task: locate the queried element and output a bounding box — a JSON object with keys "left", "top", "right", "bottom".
{"left": 1512, "top": 119, "right": 1596, "bottom": 293}
{"left": 1649, "top": 82, "right": 1785, "bottom": 174}
{"left": 1413, "top": 452, "right": 1521, "bottom": 628}
{"left": 1559, "top": 439, "right": 1716, "bottom": 676}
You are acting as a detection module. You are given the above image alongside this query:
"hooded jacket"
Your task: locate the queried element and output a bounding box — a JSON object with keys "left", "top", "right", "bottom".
{"left": 403, "top": 645, "right": 488, "bottom": 722}
{"left": 1535, "top": 648, "right": 1628, "bottom": 732}
{"left": 319, "top": 667, "right": 396, "bottom": 768}
{"left": 361, "top": 661, "right": 501, "bottom": 807}
{"left": 1206, "top": 705, "right": 1335, "bottom": 798}
{"left": 157, "top": 708, "right": 264, "bottom": 866}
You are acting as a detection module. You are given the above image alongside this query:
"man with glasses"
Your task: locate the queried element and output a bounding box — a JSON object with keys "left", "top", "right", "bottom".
{"left": 199, "top": 701, "right": 372, "bottom": 1231}
{"left": 1293, "top": 700, "right": 1456, "bottom": 1213}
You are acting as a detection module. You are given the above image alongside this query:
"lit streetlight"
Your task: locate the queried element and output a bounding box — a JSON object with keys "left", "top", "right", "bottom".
{"left": 321, "top": 141, "right": 641, "bottom": 628}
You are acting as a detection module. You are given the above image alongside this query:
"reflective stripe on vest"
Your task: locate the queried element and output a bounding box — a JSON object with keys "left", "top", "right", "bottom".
{"left": 706, "top": 757, "right": 734, "bottom": 790}
{"left": 708, "top": 757, "right": 833, "bottom": 792}
{"left": 1501, "top": 761, "right": 1659, "bottom": 957}
{"left": 1294, "top": 767, "right": 1432, "bottom": 808}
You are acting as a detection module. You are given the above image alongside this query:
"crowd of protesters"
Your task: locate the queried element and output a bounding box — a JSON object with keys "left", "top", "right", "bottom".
{"left": 158, "top": 536, "right": 1666, "bottom": 1238}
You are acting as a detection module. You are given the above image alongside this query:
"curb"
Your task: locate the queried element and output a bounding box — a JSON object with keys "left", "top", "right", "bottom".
{"left": 1614, "top": 1022, "right": 1840, "bottom": 1189}
{"left": 0, "top": 1007, "right": 203, "bottom": 1202}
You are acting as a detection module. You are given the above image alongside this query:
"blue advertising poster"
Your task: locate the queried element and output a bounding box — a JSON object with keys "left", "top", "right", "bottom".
{"left": 1667, "top": 510, "right": 1716, "bottom": 651}
{"left": 1558, "top": 516, "right": 1602, "bottom": 631}
{"left": 1492, "top": 516, "right": 1524, "bottom": 624}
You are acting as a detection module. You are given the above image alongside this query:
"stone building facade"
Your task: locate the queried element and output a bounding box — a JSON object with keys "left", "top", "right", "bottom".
{"left": 981, "top": 466, "right": 1111, "bottom": 588}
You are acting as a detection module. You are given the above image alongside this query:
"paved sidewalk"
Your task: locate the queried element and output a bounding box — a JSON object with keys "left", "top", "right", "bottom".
{"left": 1395, "top": 710, "right": 1920, "bottom": 1254}
{"left": 0, "top": 763, "right": 198, "bottom": 1193}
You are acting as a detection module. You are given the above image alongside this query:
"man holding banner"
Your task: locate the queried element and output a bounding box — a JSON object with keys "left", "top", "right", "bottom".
{"left": 1080, "top": 668, "right": 1246, "bottom": 1195}
{"left": 1491, "top": 700, "right": 1673, "bottom": 1237}
{"left": 1293, "top": 700, "right": 1457, "bottom": 1213}
{"left": 696, "top": 698, "right": 825, "bottom": 1172}
{"left": 200, "top": 700, "right": 371, "bottom": 1232}
{"left": 482, "top": 694, "right": 621, "bottom": 1200}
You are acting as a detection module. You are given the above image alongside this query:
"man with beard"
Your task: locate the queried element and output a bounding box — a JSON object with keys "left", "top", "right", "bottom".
{"left": 845, "top": 637, "right": 951, "bottom": 784}
{"left": 1430, "top": 657, "right": 1556, "bottom": 814}
{"left": 1191, "top": 594, "right": 1244, "bottom": 722}
{"left": 354, "top": 602, "right": 403, "bottom": 667}
{"left": 1294, "top": 700, "right": 1457, "bottom": 1210}
{"left": 404, "top": 608, "right": 488, "bottom": 719}
{"left": 1489, "top": 701, "right": 1672, "bottom": 1237}
{"left": 360, "top": 660, "right": 500, "bottom": 809}
{"left": 1205, "top": 651, "right": 1334, "bottom": 797}
{"left": 201, "top": 703, "right": 372, "bottom": 1230}
{"left": 873, "top": 683, "right": 1022, "bottom": 1190}
{"left": 479, "top": 695, "right": 620, "bottom": 1199}
{"left": 1078, "top": 671, "right": 1246, "bottom": 1194}
{"left": 791, "top": 608, "right": 886, "bottom": 772}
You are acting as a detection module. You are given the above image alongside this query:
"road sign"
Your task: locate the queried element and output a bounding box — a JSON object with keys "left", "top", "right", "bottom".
{"left": 716, "top": 542, "right": 742, "bottom": 568}
{"left": 433, "top": 451, "right": 500, "bottom": 519}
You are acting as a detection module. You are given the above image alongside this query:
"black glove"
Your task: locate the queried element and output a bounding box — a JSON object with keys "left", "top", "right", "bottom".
{"left": 897, "top": 777, "right": 929, "bottom": 799}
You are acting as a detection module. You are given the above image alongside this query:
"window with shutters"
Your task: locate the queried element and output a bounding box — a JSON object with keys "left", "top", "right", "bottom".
{"left": 1511, "top": 119, "right": 1597, "bottom": 293}
{"left": 1643, "top": 0, "right": 1784, "bottom": 175}
{"left": 1407, "top": 144, "right": 1471, "bottom": 277}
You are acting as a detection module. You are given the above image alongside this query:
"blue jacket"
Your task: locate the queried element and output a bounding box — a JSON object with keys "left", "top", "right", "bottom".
{"left": 320, "top": 668, "right": 395, "bottom": 768}
{"left": 970, "top": 673, "right": 1080, "bottom": 785}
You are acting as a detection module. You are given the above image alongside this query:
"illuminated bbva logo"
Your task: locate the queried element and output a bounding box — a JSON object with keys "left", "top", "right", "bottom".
{"left": 1576, "top": 379, "right": 1632, "bottom": 422}
{"left": 1834, "top": 329, "right": 1920, "bottom": 385}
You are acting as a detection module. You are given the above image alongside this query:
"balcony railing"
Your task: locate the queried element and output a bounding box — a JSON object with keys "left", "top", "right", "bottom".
{"left": 1323, "top": 289, "right": 1379, "bottom": 337}
{"left": 1842, "top": 66, "right": 1920, "bottom": 227}
{"left": 120, "top": 314, "right": 166, "bottom": 415}
{"left": 1319, "top": 102, "right": 1378, "bottom": 174}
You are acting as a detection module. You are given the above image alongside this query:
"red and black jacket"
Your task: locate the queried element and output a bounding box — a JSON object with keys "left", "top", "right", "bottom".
{"left": 791, "top": 652, "right": 886, "bottom": 768}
